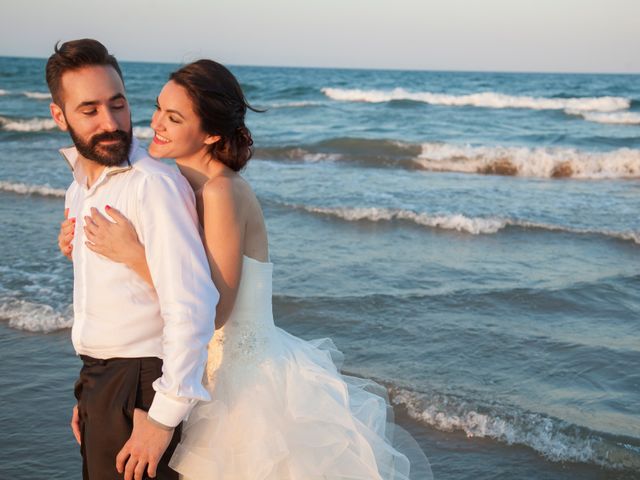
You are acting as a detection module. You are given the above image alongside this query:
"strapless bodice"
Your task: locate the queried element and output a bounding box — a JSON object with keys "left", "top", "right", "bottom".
{"left": 206, "top": 255, "right": 275, "bottom": 375}
{"left": 226, "top": 255, "right": 273, "bottom": 320}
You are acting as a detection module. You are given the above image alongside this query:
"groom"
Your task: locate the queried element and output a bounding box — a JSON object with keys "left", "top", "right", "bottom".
{"left": 46, "top": 39, "right": 218, "bottom": 479}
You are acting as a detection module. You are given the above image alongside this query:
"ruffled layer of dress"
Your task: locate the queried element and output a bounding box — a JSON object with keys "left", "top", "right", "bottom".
{"left": 170, "top": 332, "right": 432, "bottom": 480}
{"left": 169, "top": 256, "right": 432, "bottom": 479}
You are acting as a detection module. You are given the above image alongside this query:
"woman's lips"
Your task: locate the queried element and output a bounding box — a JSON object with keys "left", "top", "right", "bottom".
{"left": 152, "top": 133, "right": 170, "bottom": 145}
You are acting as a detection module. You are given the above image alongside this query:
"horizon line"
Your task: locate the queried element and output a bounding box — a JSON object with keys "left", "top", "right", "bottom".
{"left": 1, "top": 53, "right": 639, "bottom": 76}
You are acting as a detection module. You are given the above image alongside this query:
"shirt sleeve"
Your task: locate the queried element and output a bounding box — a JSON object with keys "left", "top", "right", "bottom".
{"left": 136, "top": 172, "right": 218, "bottom": 428}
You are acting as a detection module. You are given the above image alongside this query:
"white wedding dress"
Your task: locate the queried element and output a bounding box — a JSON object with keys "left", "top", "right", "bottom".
{"left": 169, "top": 255, "right": 432, "bottom": 480}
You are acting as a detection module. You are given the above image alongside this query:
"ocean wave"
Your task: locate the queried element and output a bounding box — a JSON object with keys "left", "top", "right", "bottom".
{"left": 390, "top": 387, "right": 640, "bottom": 470}
{"left": 256, "top": 138, "right": 640, "bottom": 179}
{"left": 566, "top": 109, "right": 640, "bottom": 125}
{"left": 0, "top": 89, "right": 8, "bottom": 96}
{"left": 0, "top": 181, "right": 65, "bottom": 198}
{"left": 301, "top": 206, "right": 506, "bottom": 234}
{"left": 0, "top": 115, "right": 57, "bottom": 132}
{"left": 268, "top": 101, "right": 324, "bottom": 109}
{"left": 256, "top": 138, "right": 420, "bottom": 166}
{"left": 293, "top": 205, "right": 640, "bottom": 244}
{"left": 0, "top": 299, "right": 72, "bottom": 333}
{"left": 514, "top": 222, "right": 640, "bottom": 245}
{"left": 321, "top": 88, "right": 630, "bottom": 113}
{"left": 23, "top": 91, "right": 52, "bottom": 100}
{"left": 415, "top": 143, "right": 640, "bottom": 179}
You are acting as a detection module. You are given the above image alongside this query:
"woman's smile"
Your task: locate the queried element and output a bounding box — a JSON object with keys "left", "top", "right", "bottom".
{"left": 152, "top": 132, "right": 170, "bottom": 145}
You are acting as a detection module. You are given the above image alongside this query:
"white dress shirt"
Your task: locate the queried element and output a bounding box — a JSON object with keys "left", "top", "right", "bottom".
{"left": 62, "top": 139, "right": 218, "bottom": 427}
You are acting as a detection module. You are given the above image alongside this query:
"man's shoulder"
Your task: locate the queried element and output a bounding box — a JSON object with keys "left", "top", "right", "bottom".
{"left": 131, "top": 150, "right": 180, "bottom": 179}
{"left": 129, "top": 149, "right": 190, "bottom": 189}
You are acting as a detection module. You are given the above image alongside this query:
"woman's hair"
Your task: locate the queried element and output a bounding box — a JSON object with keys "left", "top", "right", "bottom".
{"left": 170, "top": 60, "right": 260, "bottom": 171}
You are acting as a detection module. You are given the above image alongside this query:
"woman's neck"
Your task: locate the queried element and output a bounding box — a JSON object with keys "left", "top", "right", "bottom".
{"left": 175, "top": 151, "right": 230, "bottom": 193}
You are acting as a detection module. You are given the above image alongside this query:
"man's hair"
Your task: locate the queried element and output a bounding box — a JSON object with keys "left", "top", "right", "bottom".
{"left": 45, "top": 38, "right": 123, "bottom": 106}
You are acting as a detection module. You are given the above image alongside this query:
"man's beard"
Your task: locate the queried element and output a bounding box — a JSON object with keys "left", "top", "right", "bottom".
{"left": 68, "top": 123, "right": 133, "bottom": 167}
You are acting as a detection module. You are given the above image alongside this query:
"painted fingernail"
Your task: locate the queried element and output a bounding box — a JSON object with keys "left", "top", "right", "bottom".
{"left": 106, "top": 205, "right": 111, "bottom": 210}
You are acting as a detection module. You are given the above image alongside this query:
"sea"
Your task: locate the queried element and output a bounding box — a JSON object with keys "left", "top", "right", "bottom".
{"left": 0, "top": 56, "right": 638, "bottom": 479}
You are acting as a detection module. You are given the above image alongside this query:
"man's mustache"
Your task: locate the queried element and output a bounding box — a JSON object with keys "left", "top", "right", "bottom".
{"left": 90, "top": 130, "right": 129, "bottom": 147}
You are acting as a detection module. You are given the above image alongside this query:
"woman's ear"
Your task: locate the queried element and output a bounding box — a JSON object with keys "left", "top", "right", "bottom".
{"left": 50, "top": 103, "right": 68, "bottom": 132}
{"left": 204, "top": 135, "right": 221, "bottom": 145}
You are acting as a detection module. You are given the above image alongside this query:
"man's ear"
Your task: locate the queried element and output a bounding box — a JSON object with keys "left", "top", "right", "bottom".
{"left": 204, "top": 134, "right": 220, "bottom": 146}
{"left": 50, "top": 102, "right": 68, "bottom": 132}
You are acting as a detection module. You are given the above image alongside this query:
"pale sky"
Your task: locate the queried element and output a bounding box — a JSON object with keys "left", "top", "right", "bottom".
{"left": 2, "top": 0, "right": 639, "bottom": 73}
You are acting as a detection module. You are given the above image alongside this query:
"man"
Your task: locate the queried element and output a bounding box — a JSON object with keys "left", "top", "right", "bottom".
{"left": 46, "top": 39, "right": 218, "bottom": 479}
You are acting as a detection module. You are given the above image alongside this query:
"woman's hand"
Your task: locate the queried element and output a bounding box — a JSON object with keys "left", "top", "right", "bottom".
{"left": 83, "top": 206, "right": 153, "bottom": 286}
{"left": 58, "top": 208, "right": 75, "bottom": 260}
{"left": 83, "top": 206, "right": 144, "bottom": 266}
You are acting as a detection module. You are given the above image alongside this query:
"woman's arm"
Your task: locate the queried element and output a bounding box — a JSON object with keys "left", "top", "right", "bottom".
{"left": 200, "top": 176, "right": 245, "bottom": 330}
{"left": 83, "top": 206, "right": 153, "bottom": 285}
{"left": 81, "top": 180, "right": 245, "bottom": 330}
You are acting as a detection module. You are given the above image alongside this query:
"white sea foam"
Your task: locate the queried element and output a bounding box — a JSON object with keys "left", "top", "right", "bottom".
{"left": 133, "top": 126, "right": 155, "bottom": 139}
{"left": 390, "top": 388, "right": 639, "bottom": 469}
{"left": 269, "top": 101, "right": 323, "bottom": 108}
{"left": 415, "top": 143, "right": 640, "bottom": 179}
{"left": 261, "top": 147, "right": 343, "bottom": 163}
{"left": 0, "top": 89, "right": 8, "bottom": 95}
{"left": 303, "top": 206, "right": 506, "bottom": 234}
{"left": 23, "top": 91, "right": 52, "bottom": 100}
{"left": 0, "top": 299, "right": 72, "bottom": 333}
{"left": 513, "top": 221, "right": 640, "bottom": 244}
{"left": 0, "top": 181, "right": 65, "bottom": 198}
{"left": 0, "top": 115, "right": 57, "bottom": 132}
{"left": 302, "top": 152, "right": 343, "bottom": 162}
{"left": 298, "top": 205, "right": 640, "bottom": 244}
{"left": 322, "top": 87, "right": 630, "bottom": 113}
{"left": 565, "top": 109, "right": 640, "bottom": 125}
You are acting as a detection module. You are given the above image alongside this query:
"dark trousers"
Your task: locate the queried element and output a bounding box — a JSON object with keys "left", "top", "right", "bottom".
{"left": 74, "top": 356, "right": 182, "bottom": 480}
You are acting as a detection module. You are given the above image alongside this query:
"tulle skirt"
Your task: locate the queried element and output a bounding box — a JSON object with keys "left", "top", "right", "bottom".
{"left": 169, "top": 327, "right": 432, "bottom": 480}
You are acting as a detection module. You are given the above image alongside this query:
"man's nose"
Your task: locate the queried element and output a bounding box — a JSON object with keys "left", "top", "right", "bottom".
{"left": 99, "top": 108, "right": 119, "bottom": 132}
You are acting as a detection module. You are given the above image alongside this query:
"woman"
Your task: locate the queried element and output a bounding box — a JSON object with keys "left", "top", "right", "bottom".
{"left": 59, "top": 60, "right": 432, "bottom": 480}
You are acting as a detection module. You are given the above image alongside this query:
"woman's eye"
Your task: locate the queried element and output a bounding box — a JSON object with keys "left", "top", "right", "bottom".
{"left": 169, "top": 116, "right": 181, "bottom": 123}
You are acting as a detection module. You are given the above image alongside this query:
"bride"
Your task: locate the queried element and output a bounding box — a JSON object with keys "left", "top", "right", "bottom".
{"left": 59, "top": 59, "right": 432, "bottom": 480}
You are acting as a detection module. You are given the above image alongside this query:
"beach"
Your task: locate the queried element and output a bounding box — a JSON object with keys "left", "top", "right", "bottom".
{"left": 0, "top": 56, "right": 639, "bottom": 479}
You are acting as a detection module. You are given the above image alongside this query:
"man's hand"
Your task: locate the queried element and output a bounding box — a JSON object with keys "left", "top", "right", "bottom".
{"left": 116, "top": 408, "right": 174, "bottom": 480}
{"left": 71, "top": 404, "right": 81, "bottom": 445}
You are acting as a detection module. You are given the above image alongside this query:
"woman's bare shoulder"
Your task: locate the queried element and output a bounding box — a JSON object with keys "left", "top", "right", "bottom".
{"left": 202, "top": 173, "right": 255, "bottom": 212}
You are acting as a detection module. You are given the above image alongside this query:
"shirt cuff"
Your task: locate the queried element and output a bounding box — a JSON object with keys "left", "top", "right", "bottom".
{"left": 147, "top": 391, "right": 194, "bottom": 428}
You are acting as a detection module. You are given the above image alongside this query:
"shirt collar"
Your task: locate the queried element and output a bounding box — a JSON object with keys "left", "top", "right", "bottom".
{"left": 59, "top": 137, "right": 140, "bottom": 174}
{"left": 59, "top": 138, "right": 140, "bottom": 187}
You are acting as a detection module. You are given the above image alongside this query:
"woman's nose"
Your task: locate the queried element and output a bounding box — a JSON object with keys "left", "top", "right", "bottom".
{"left": 151, "top": 111, "right": 165, "bottom": 131}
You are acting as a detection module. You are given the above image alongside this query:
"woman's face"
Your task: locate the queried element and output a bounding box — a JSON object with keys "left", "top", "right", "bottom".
{"left": 148, "top": 80, "right": 214, "bottom": 160}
